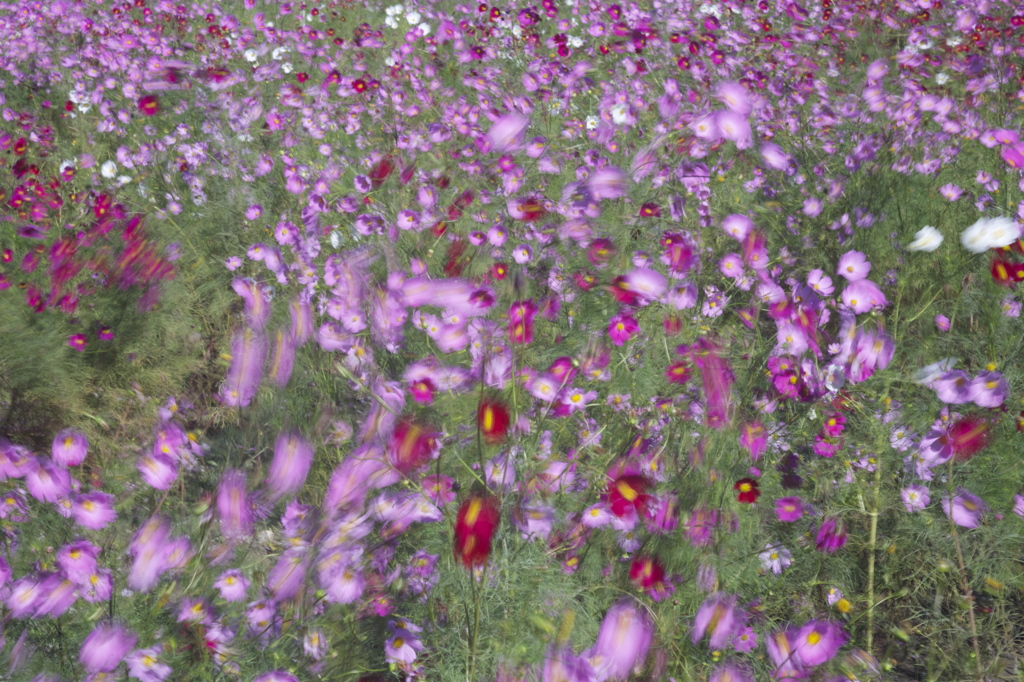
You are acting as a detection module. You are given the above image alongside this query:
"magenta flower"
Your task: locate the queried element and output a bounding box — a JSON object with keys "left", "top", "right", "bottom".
{"left": 815, "top": 518, "right": 848, "bottom": 552}
{"left": 267, "top": 431, "right": 313, "bottom": 500}
{"left": 766, "top": 628, "right": 804, "bottom": 680}
{"left": 721, "top": 214, "right": 753, "bottom": 241}
{"left": 836, "top": 251, "right": 871, "bottom": 282}
{"left": 607, "top": 313, "right": 639, "bottom": 346}
{"left": 794, "top": 620, "right": 847, "bottom": 667}
{"left": 254, "top": 672, "right": 299, "bottom": 682}
{"left": 935, "top": 314, "right": 951, "bottom": 331}
{"left": 710, "top": 662, "right": 754, "bottom": 682}
{"left": 732, "top": 626, "right": 758, "bottom": 653}
{"left": 52, "top": 429, "right": 88, "bottom": 468}
{"left": 588, "top": 600, "right": 653, "bottom": 679}
{"left": 690, "top": 338, "right": 735, "bottom": 430}
{"left": 942, "top": 488, "right": 986, "bottom": 528}
{"left": 128, "top": 517, "right": 172, "bottom": 592}
{"left": 486, "top": 111, "right": 529, "bottom": 152}
{"left": 79, "top": 624, "right": 137, "bottom": 674}
{"left": 217, "top": 469, "right": 253, "bottom": 539}
{"left": 901, "top": 485, "right": 930, "bottom": 512}
{"left": 68, "top": 333, "right": 87, "bottom": 351}
{"left": 693, "top": 593, "right": 744, "bottom": 650}
{"left": 58, "top": 540, "right": 100, "bottom": 584}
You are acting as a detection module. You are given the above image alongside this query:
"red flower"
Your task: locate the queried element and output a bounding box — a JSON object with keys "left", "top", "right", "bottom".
{"left": 387, "top": 419, "right": 438, "bottom": 475}
{"left": 137, "top": 95, "right": 160, "bottom": 117}
{"left": 454, "top": 493, "right": 500, "bottom": 568}
{"left": 478, "top": 399, "right": 510, "bottom": 445}
{"left": 352, "top": 78, "right": 368, "bottom": 93}
{"left": 491, "top": 262, "right": 508, "bottom": 280}
{"left": 607, "top": 475, "right": 651, "bottom": 518}
{"left": 628, "top": 555, "right": 666, "bottom": 590}
{"left": 296, "top": 72, "right": 309, "bottom": 83}
{"left": 734, "top": 478, "right": 760, "bottom": 504}
{"left": 949, "top": 416, "right": 990, "bottom": 461}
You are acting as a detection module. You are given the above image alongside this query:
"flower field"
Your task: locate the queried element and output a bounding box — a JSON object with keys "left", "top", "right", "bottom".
{"left": 1, "top": 0, "right": 1024, "bottom": 679}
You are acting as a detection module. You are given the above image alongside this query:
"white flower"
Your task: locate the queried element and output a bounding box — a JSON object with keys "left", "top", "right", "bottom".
{"left": 406, "top": 10, "right": 421, "bottom": 24}
{"left": 960, "top": 217, "right": 1021, "bottom": 253}
{"left": 935, "top": 72, "right": 949, "bottom": 85}
{"left": 243, "top": 49, "right": 258, "bottom": 63}
{"left": 116, "top": 175, "right": 132, "bottom": 186}
{"left": 907, "top": 225, "right": 943, "bottom": 252}
{"left": 100, "top": 160, "right": 118, "bottom": 178}
{"left": 568, "top": 35, "right": 583, "bottom": 48}
{"left": 59, "top": 159, "right": 75, "bottom": 173}
{"left": 609, "top": 103, "right": 629, "bottom": 125}
{"left": 281, "top": 63, "right": 293, "bottom": 74}
{"left": 585, "top": 115, "right": 599, "bottom": 130}
{"left": 912, "top": 358, "right": 958, "bottom": 386}
{"left": 271, "top": 46, "right": 288, "bottom": 60}
{"left": 418, "top": 22, "right": 431, "bottom": 35}
{"left": 385, "top": 16, "right": 399, "bottom": 28}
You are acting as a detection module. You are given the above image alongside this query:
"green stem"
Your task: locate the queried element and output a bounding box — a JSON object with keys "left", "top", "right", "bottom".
{"left": 946, "top": 457, "right": 983, "bottom": 681}
{"left": 865, "top": 453, "right": 881, "bottom": 656}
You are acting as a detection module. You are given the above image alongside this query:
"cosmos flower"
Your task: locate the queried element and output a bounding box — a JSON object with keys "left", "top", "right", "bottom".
{"left": 692, "top": 593, "right": 744, "bottom": 650}
{"left": 942, "top": 488, "right": 986, "bottom": 528}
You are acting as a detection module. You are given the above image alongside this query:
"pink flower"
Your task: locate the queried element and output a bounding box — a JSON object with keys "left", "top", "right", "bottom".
{"left": 901, "top": 485, "right": 930, "bottom": 512}
{"left": 68, "top": 333, "right": 87, "bottom": 351}
{"left": 815, "top": 518, "right": 848, "bottom": 552}
{"left": 794, "top": 620, "right": 847, "bottom": 667}
{"left": 732, "top": 626, "right": 758, "bottom": 653}
{"left": 588, "top": 600, "right": 653, "bottom": 678}
{"left": 692, "top": 593, "right": 744, "bottom": 650}
{"left": 266, "top": 431, "right": 313, "bottom": 500}
{"left": 935, "top": 314, "right": 951, "bottom": 331}
{"left": 72, "top": 492, "right": 117, "bottom": 530}
{"left": 739, "top": 422, "right": 768, "bottom": 460}
{"left": 79, "top": 624, "right": 137, "bottom": 674}
{"left": 942, "top": 488, "right": 986, "bottom": 528}
{"left": 212, "top": 569, "right": 248, "bottom": 602}
{"left": 837, "top": 251, "right": 871, "bottom": 281}
{"left": 25, "top": 458, "right": 71, "bottom": 503}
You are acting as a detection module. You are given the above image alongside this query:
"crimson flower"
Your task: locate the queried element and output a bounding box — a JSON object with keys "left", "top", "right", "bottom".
{"left": 607, "top": 475, "right": 652, "bottom": 518}
{"left": 478, "top": 398, "right": 510, "bottom": 445}
{"left": 454, "top": 493, "right": 500, "bottom": 568}
{"left": 948, "top": 416, "right": 990, "bottom": 461}
{"left": 734, "top": 478, "right": 760, "bottom": 504}
{"left": 137, "top": 95, "right": 159, "bottom": 116}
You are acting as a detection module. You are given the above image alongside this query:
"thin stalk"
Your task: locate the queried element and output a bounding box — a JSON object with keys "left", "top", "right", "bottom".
{"left": 865, "top": 454, "right": 881, "bottom": 655}
{"left": 947, "top": 457, "right": 983, "bottom": 681}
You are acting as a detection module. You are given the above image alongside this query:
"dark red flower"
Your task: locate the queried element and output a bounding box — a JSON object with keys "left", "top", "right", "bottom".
{"left": 352, "top": 78, "right": 368, "bottom": 93}
{"left": 734, "top": 478, "right": 760, "bottom": 504}
{"left": 454, "top": 493, "right": 500, "bottom": 568}
{"left": 296, "top": 72, "right": 309, "bottom": 83}
{"left": 638, "top": 202, "right": 661, "bottom": 217}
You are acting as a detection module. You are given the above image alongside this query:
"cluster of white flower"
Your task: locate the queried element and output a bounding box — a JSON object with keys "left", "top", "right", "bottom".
{"left": 385, "top": 4, "right": 405, "bottom": 29}
{"left": 698, "top": 2, "right": 723, "bottom": 17}
{"left": 567, "top": 35, "right": 583, "bottom": 48}
{"left": 960, "top": 217, "right": 1021, "bottom": 253}
{"left": 243, "top": 48, "right": 259, "bottom": 63}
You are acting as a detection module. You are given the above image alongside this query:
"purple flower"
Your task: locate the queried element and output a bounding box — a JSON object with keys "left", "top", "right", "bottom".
{"left": 969, "top": 371, "right": 1007, "bottom": 408}
{"left": 1014, "top": 494, "right": 1024, "bottom": 519}
{"left": 384, "top": 622, "right": 423, "bottom": 664}
{"left": 901, "top": 485, "right": 930, "bottom": 512}
{"left": 841, "top": 279, "right": 886, "bottom": 314}
{"left": 942, "top": 488, "right": 986, "bottom": 528}
{"left": 245, "top": 204, "right": 262, "bottom": 220}
{"left": 254, "top": 672, "right": 299, "bottom": 682}
{"left": 52, "top": 429, "right": 88, "bottom": 468}
{"left": 304, "top": 627, "right": 329, "bottom": 661}
{"left": 935, "top": 314, "right": 951, "bottom": 331}
{"left": 933, "top": 370, "right": 973, "bottom": 404}
{"left": 692, "top": 593, "right": 744, "bottom": 649}
{"left": 710, "top": 662, "right": 754, "bottom": 682}
{"left": 126, "top": 646, "right": 173, "bottom": 682}
{"left": 213, "top": 569, "right": 249, "bottom": 602}
{"left": 267, "top": 549, "right": 310, "bottom": 602}
{"left": 940, "top": 183, "right": 962, "bottom": 201}
{"left": 79, "top": 624, "right": 137, "bottom": 674}
{"left": 137, "top": 453, "right": 177, "bottom": 490}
